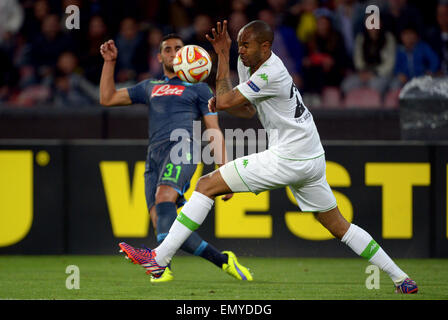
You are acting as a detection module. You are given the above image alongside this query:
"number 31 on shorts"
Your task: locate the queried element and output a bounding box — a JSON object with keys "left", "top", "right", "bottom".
{"left": 163, "top": 163, "right": 182, "bottom": 183}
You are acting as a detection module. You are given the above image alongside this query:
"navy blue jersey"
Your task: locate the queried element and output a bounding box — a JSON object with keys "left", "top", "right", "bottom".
{"left": 127, "top": 76, "right": 215, "bottom": 146}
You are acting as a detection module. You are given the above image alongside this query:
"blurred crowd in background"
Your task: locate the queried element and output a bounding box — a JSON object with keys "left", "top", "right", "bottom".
{"left": 0, "top": 0, "right": 447, "bottom": 109}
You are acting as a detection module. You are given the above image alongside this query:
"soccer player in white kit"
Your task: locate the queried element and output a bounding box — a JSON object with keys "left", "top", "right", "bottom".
{"left": 119, "top": 20, "right": 418, "bottom": 293}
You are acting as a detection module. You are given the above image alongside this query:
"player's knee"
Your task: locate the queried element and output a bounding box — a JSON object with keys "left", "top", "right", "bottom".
{"left": 155, "top": 193, "right": 176, "bottom": 204}
{"left": 195, "top": 175, "right": 214, "bottom": 197}
{"left": 155, "top": 185, "right": 178, "bottom": 204}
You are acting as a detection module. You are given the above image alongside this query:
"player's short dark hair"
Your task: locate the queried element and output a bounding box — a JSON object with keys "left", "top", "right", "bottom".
{"left": 159, "top": 33, "right": 183, "bottom": 52}
{"left": 242, "top": 20, "right": 274, "bottom": 45}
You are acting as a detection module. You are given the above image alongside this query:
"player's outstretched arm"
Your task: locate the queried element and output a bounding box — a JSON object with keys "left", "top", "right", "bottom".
{"left": 99, "top": 40, "right": 132, "bottom": 106}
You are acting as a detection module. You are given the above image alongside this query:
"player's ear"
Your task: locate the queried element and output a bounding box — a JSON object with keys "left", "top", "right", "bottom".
{"left": 157, "top": 52, "right": 162, "bottom": 63}
{"left": 261, "top": 41, "right": 270, "bottom": 53}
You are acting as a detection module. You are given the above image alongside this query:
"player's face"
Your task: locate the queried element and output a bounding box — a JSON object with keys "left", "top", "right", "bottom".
{"left": 158, "top": 38, "right": 183, "bottom": 73}
{"left": 237, "top": 29, "right": 263, "bottom": 69}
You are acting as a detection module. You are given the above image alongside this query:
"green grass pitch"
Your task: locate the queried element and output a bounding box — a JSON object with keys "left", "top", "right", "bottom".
{"left": 0, "top": 255, "right": 447, "bottom": 300}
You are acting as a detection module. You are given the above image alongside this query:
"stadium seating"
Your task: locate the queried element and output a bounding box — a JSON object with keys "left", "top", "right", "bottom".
{"left": 343, "top": 88, "right": 382, "bottom": 108}
{"left": 383, "top": 89, "right": 401, "bottom": 109}
{"left": 320, "top": 86, "right": 343, "bottom": 109}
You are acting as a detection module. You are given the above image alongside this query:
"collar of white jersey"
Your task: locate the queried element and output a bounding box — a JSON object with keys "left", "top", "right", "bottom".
{"left": 254, "top": 51, "right": 275, "bottom": 73}
{"left": 262, "top": 51, "right": 275, "bottom": 67}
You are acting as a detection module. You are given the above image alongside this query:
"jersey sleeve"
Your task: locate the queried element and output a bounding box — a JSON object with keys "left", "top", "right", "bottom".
{"left": 127, "top": 79, "right": 150, "bottom": 105}
{"left": 237, "top": 56, "right": 248, "bottom": 84}
{"left": 196, "top": 82, "right": 216, "bottom": 116}
{"left": 236, "top": 64, "right": 282, "bottom": 104}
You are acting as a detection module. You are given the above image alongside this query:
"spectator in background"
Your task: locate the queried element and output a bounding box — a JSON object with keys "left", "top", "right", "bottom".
{"left": 382, "top": 0, "right": 425, "bottom": 43}
{"left": 52, "top": 51, "right": 99, "bottom": 107}
{"left": 80, "top": 15, "right": 110, "bottom": 85}
{"left": 391, "top": 25, "right": 440, "bottom": 89}
{"left": 184, "top": 14, "right": 214, "bottom": 53}
{"left": 20, "top": 0, "right": 50, "bottom": 40}
{"left": 292, "top": 0, "right": 319, "bottom": 44}
{"left": 168, "top": 0, "right": 197, "bottom": 39}
{"left": 258, "top": 8, "right": 305, "bottom": 89}
{"left": 139, "top": 27, "right": 165, "bottom": 80}
{"left": 302, "top": 8, "right": 349, "bottom": 95}
{"left": 231, "top": 0, "right": 250, "bottom": 14}
{"left": 334, "top": 0, "right": 365, "bottom": 58}
{"left": 228, "top": 10, "right": 248, "bottom": 42}
{"left": 0, "top": 0, "right": 24, "bottom": 47}
{"left": 231, "top": 0, "right": 262, "bottom": 21}
{"left": 0, "top": 0, "right": 24, "bottom": 101}
{"left": 427, "top": 1, "right": 448, "bottom": 75}
{"left": 114, "top": 17, "right": 145, "bottom": 84}
{"left": 228, "top": 10, "right": 248, "bottom": 76}
{"left": 341, "top": 27, "right": 396, "bottom": 98}
{"left": 0, "top": 47, "right": 19, "bottom": 102}
{"left": 265, "top": 0, "right": 290, "bottom": 24}
{"left": 86, "top": 0, "right": 103, "bottom": 17}
{"left": 29, "top": 14, "right": 75, "bottom": 83}
{"left": 13, "top": 0, "right": 48, "bottom": 90}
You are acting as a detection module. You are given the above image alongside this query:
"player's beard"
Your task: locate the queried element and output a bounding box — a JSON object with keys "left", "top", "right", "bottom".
{"left": 164, "top": 63, "right": 175, "bottom": 74}
{"left": 241, "top": 50, "right": 263, "bottom": 69}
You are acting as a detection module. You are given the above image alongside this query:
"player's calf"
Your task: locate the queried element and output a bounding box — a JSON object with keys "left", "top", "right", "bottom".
{"left": 314, "top": 207, "right": 350, "bottom": 240}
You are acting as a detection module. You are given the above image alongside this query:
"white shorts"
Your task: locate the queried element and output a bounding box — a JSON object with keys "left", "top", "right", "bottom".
{"left": 219, "top": 150, "right": 337, "bottom": 212}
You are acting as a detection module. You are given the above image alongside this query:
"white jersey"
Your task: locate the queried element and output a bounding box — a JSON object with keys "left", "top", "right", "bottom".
{"left": 236, "top": 52, "right": 324, "bottom": 160}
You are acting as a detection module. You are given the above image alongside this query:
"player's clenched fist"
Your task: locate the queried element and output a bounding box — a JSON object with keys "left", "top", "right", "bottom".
{"left": 100, "top": 40, "right": 118, "bottom": 62}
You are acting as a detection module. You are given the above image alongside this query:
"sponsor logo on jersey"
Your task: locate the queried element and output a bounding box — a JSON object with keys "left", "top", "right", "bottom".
{"left": 151, "top": 84, "right": 185, "bottom": 97}
{"left": 246, "top": 80, "right": 260, "bottom": 92}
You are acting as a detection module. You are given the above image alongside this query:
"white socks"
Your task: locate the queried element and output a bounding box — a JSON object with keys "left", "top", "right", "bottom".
{"left": 342, "top": 224, "right": 408, "bottom": 284}
{"left": 154, "top": 191, "right": 214, "bottom": 266}
{"left": 154, "top": 196, "right": 408, "bottom": 285}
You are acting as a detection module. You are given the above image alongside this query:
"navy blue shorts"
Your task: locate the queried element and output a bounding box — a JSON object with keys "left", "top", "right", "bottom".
{"left": 144, "top": 140, "right": 199, "bottom": 211}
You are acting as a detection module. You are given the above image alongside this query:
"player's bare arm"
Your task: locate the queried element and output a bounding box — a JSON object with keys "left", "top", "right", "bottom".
{"left": 202, "top": 114, "right": 233, "bottom": 201}
{"left": 99, "top": 40, "right": 132, "bottom": 106}
{"left": 208, "top": 96, "right": 256, "bottom": 119}
{"left": 202, "top": 113, "right": 228, "bottom": 166}
{"left": 206, "top": 20, "right": 249, "bottom": 111}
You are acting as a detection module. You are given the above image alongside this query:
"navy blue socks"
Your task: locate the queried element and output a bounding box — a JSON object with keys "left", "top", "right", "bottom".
{"left": 155, "top": 201, "right": 227, "bottom": 268}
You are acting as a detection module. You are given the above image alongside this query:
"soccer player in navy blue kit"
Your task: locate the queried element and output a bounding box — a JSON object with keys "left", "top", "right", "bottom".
{"left": 99, "top": 34, "right": 253, "bottom": 282}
